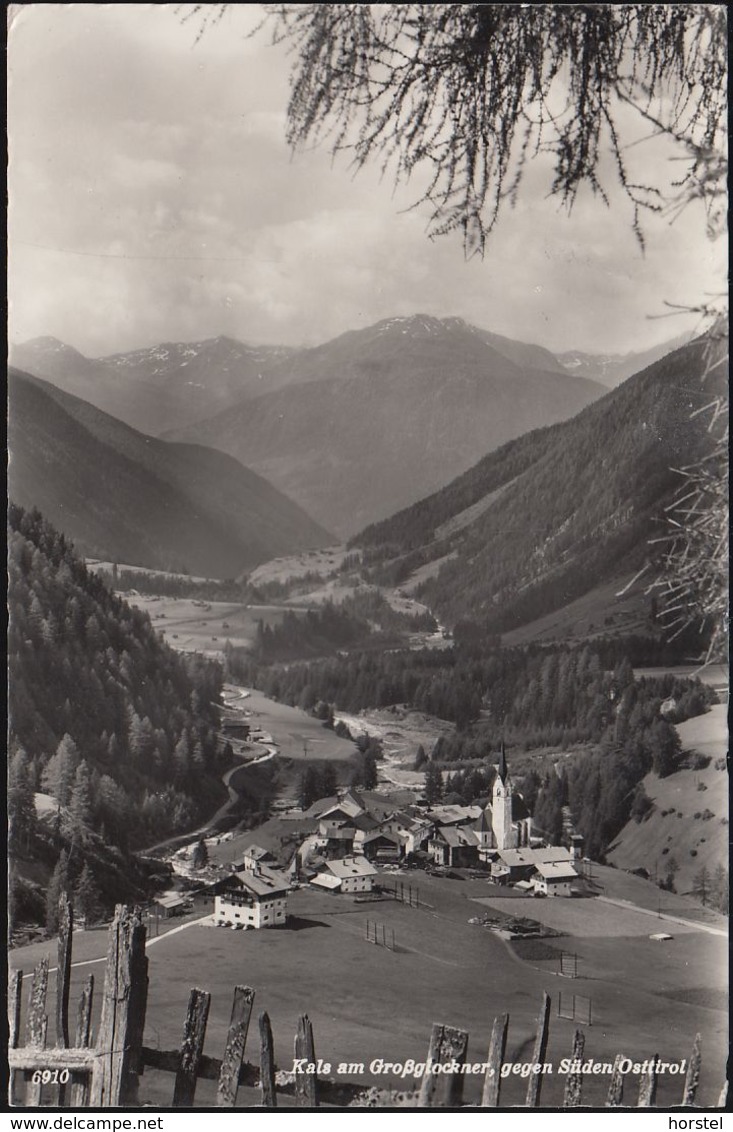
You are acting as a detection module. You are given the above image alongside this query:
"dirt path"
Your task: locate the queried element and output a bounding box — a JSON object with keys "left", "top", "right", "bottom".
{"left": 596, "top": 895, "right": 728, "bottom": 938}
{"left": 20, "top": 915, "right": 214, "bottom": 979}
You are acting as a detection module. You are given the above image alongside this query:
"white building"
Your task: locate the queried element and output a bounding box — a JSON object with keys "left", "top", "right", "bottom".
{"left": 214, "top": 864, "right": 290, "bottom": 929}
{"left": 532, "top": 861, "right": 578, "bottom": 897}
{"left": 311, "top": 856, "right": 378, "bottom": 894}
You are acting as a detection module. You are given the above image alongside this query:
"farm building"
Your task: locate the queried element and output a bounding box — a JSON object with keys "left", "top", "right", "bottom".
{"left": 492, "top": 846, "right": 579, "bottom": 894}
{"left": 359, "top": 831, "right": 403, "bottom": 864}
{"left": 491, "top": 848, "right": 538, "bottom": 883}
{"left": 311, "top": 856, "right": 378, "bottom": 894}
{"left": 237, "top": 844, "right": 277, "bottom": 871}
{"left": 214, "top": 864, "right": 291, "bottom": 929}
{"left": 532, "top": 860, "right": 579, "bottom": 897}
{"left": 153, "top": 893, "right": 188, "bottom": 919}
{"left": 371, "top": 811, "right": 433, "bottom": 856}
{"left": 428, "top": 825, "right": 480, "bottom": 868}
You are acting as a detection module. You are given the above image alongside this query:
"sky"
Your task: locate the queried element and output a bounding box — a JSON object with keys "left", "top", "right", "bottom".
{"left": 7, "top": 3, "right": 727, "bottom": 358}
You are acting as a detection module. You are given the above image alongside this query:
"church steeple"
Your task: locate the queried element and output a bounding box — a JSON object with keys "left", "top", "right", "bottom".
{"left": 492, "top": 741, "right": 514, "bottom": 851}
{"left": 497, "top": 740, "right": 508, "bottom": 785}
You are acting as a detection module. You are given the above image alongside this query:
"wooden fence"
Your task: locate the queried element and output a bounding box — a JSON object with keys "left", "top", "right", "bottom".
{"left": 8, "top": 898, "right": 728, "bottom": 1109}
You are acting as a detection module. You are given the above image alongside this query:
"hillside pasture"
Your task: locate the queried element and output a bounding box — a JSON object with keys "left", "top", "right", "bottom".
{"left": 247, "top": 546, "right": 348, "bottom": 587}
{"left": 9, "top": 872, "right": 727, "bottom": 1109}
{"left": 606, "top": 703, "right": 728, "bottom": 895}
{"left": 126, "top": 596, "right": 307, "bottom": 656}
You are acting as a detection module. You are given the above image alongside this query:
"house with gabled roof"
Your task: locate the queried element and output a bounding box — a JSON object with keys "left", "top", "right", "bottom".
{"left": 311, "top": 855, "right": 378, "bottom": 894}
{"left": 428, "top": 825, "right": 480, "bottom": 868}
{"left": 360, "top": 830, "right": 403, "bottom": 863}
{"left": 214, "top": 863, "right": 291, "bottom": 929}
{"left": 532, "top": 860, "right": 578, "bottom": 897}
{"left": 237, "top": 844, "right": 277, "bottom": 871}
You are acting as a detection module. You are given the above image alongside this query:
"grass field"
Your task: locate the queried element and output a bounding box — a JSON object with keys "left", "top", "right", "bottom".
{"left": 242, "top": 689, "right": 360, "bottom": 766}
{"left": 127, "top": 596, "right": 307, "bottom": 656}
{"left": 10, "top": 870, "right": 727, "bottom": 1109}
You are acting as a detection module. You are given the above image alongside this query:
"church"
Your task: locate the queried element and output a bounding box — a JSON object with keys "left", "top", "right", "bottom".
{"left": 473, "top": 743, "right": 532, "bottom": 860}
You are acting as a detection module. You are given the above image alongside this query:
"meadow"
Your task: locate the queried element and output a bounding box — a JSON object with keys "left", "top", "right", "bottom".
{"left": 10, "top": 871, "right": 727, "bottom": 1109}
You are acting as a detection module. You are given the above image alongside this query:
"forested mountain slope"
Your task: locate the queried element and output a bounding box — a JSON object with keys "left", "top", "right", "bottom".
{"left": 354, "top": 337, "right": 726, "bottom": 635}
{"left": 8, "top": 505, "right": 229, "bottom": 929}
{"left": 8, "top": 367, "right": 331, "bottom": 578}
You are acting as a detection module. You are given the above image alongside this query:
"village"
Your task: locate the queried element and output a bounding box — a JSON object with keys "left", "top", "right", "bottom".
{"left": 153, "top": 744, "right": 584, "bottom": 931}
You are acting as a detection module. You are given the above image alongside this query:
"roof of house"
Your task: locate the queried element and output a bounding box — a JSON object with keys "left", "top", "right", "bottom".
{"left": 225, "top": 864, "right": 291, "bottom": 899}
{"left": 310, "top": 872, "right": 342, "bottom": 890}
{"left": 155, "top": 893, "right": 187, "bottom": 909}
{"left": 427, "top": 804, "right": 483, "bottom": 826}
{"left": 242, "top": 844, "right": 273, "bottom": 861}
{"left": 352, "top": 813, "right": 380, "bottom": 833}
{"left": 321, "top": 826, "right": 356, "bottom": 841}
{"left": 302, "top": 795, "right": 340, "bottom": 818}
{"left": 323, "top": 857, "right": 378, "bottom": 879}
{"left": 495, "top": 848, "right": 537, "bottom": 868}
{"left": 361, "top": 830, "right": 403, "bottom": 847}
{"left": 433, "top": 825, "right": 479, "bottom": 849}
{"left": 535, "top": 861, "right": 578, "bottom": 881}
{"left": 534, "top": 846, "right": 574, "bottom": 864}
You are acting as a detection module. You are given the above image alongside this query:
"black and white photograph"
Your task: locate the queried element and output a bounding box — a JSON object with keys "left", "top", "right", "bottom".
{"left": 6, "top": 2, "right": 728, "bottom": 1115}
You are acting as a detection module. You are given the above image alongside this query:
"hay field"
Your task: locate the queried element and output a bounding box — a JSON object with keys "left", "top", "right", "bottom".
{"left": 10, "top": 872, "right": 727, "bottom": 1109}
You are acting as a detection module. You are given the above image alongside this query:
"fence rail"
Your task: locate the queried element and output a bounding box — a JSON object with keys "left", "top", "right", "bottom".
{"left": 7, "top": 895, "right": 722, "bottom": 1109}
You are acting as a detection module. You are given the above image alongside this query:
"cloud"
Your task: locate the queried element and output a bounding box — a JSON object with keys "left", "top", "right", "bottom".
{"left": 8, "top": 4, "right": 725, "bottom": 358}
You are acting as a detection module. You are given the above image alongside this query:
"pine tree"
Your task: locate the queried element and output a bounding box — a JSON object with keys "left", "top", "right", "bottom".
{"left": 319, "top": 763, "right": 338, "bottom": 799}
{"left": 46, "top": 850, "right": 70, "bottom": 935}
{"left": 191, "top": 838, "right": 209, "bottom": 869}
{"left": 74, "top": 862, "right": 101, "bottom": 925}
{"left": 8, "top": 747, "right": 37, "bottom": 855}
{"left": 362, "top": 752, "right": 378, "bottom": 791}
{"left": 41, "top": 734, "right": 80, "bottom": 808}
{"left": 299, "top": 766, "right": 320, "bottom": 810}
{"left": 692, "top": 865, "right": 711, "bottom": 907}
{"left": 424, "top": 762, "right": 444, "bottom": 804}
{"left": 66, "top": 760, "right": 93, "bottom": 839}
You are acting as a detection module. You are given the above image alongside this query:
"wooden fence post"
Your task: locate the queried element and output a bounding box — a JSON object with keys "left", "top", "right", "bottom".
{"left": 216, "top": 986, "right": 255, "bottom": 1108}
{"left": 56, "top": 894, "right": 73, "bottom": 1047}
{"left": 637, "top": 1054, "right": 658, "bottom": 1107}
{"left": 525, "top": 993, "right": 551, "bottom": 1108}
{"left": 417, "top": 1023, "right": 469, "bottom": 1109}
{"left": 71, "top": 976, "right": 95, "bottom": 1108}
{"left": 294, "top": 1014, "right": 318, "bottom": 1108}
{"left": 25, "top": 958, "right": 50, "bottom": 1106}
{"left": 9, "top": 968, "right": 23, "bottom": 1107}
{"left": 172, "top": 988, "right": 211, "bottom": 1108}
{"left": 606, "top": 1054, "right": 625, "bottom": 1107}
{"left": 562, "top": 1029, "right": 585, "bottom": 1108}
{"left": 481, "top": 1014, "right": 508, "bottom": 1107}
{"left": 259, "top": 1011, "right": 277, "bottom": 1108}
{"left": 89, "top": 905, "right": 148, "bottom": 1107}
{"left": 681, "top": 1034, "right": 701, "bottom": 1107}
{"left": 9, "top": 969, "right": 23, "bottom": 1050}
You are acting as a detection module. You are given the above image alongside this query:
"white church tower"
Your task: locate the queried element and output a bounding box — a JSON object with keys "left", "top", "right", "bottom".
{"left": 492, "top": 741, "right": 515, "bottom": 851}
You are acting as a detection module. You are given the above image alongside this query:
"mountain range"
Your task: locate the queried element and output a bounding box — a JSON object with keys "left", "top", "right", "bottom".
{"left": 8, "top": 368, "right": 330, "bottom": 578}
{"left": 8, "top": 335, "right": 299, "bottom": 436}
{"left": 556, "top": 332, "right": 692, "bottom": 387}
{"left": 164, "top": 315, "right": 607, "bottom": 536}
{"left": 353, "top": 335, "right": 726, "bottom": 638}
